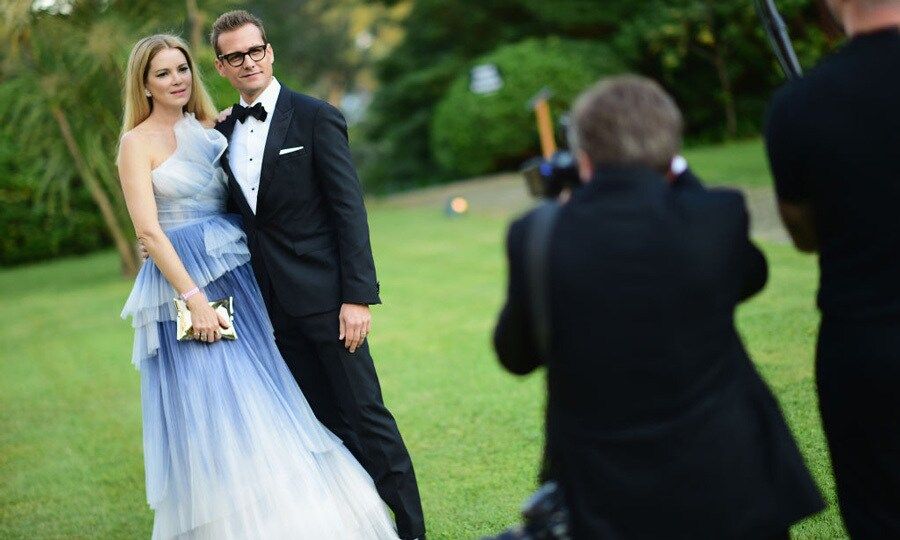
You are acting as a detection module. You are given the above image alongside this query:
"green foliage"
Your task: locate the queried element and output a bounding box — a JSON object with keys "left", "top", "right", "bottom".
{"left": 612, "top": 0, "right": 838, "bottom": 140}
{"left": 360, "top": 0, "right": 546, "bottom": 192}
{"left": 517, "top": 0, "right": 637, "bottom": 34}
{"left": 246, "top": 0, "right": 365, "bottom": 97}
{"left": 363, "top": 0, "right": 839, "bottom": 188}
{"left": 0, "top": 0, "right": 233, "bottom": 268}
{"left": 0, "top": 201, "right": 108, "bottom": 266}
{"left": 431, "top": 38, "right": 624, "bottom": 177}
{"left": 0, "top": 138, "right": 108, "bottom": 265}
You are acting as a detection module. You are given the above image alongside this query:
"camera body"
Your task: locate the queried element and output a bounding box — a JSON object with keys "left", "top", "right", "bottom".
{"left": 521, "top": 151, "right": 580, "bottom": 199}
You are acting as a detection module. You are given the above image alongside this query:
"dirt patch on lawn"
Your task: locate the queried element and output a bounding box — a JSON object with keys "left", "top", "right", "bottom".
{"left": 374, "top": 173, "right": 789, "bottom": 244}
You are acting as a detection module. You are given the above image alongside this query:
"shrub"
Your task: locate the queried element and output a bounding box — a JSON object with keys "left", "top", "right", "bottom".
{"left": 0, "top": 140, "right": 108, "bottom": 267}
{"left": 430, "top": 37, "right": 624, "bottom": 178}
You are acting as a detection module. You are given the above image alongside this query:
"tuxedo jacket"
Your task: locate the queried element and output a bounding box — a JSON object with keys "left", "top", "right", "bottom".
{"left": 218, "top": 85, "right": 380, "bottom": 318}
{"left": 494, "top": 167, "right": 823, "bottom": 538}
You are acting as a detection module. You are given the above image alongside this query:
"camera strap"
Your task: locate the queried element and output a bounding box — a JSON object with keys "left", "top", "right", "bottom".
{"left": 525, "top": 201, "right": 561, "bottom": 360}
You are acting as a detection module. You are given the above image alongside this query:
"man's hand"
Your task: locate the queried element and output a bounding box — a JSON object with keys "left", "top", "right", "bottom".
{"left": 778, "top": 200, "right": 818, "bottom": 253}
{"left": 339, "top": 303, "right": 371, "bottom": 353}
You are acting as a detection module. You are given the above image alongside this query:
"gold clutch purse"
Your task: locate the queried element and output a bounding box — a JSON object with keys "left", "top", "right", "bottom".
{"left": 173, "top": 296, "right": 238, "bottom": 341}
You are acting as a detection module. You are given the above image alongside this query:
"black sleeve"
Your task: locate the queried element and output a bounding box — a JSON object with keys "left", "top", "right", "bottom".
{"left": 731, "top": 192, "right": 769, "bottom": 302}
{"left": 672, "top": 168, "right": 705, "bottom": 191}
{"left": 764, "top": 86, "right": 809, "bottom": 204}
{"left": 313, "top": 101, "right": 381, "bottom": 305}
{"left": 493, "top": 216, "right": 542, "bottom": 375}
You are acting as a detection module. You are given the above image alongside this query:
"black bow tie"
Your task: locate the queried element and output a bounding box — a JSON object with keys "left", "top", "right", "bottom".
{"left": 232, "top": 102, "right": 268, "bottom": 123}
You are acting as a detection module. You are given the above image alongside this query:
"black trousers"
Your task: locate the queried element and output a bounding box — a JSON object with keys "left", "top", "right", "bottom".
{"left": 268, "top": 297, "right": 425, "bottom": 539}
{"left": 817, "top": 316, "right": 900, "bottom": 539}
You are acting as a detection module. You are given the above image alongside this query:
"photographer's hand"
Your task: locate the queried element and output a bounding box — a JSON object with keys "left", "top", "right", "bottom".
{"left": 777, "top": 200, "right": 818, "bottom": 252}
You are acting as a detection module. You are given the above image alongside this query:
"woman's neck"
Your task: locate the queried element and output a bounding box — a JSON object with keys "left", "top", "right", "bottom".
{"left": 148, "top": 104, "right": 184, "bottom": 129}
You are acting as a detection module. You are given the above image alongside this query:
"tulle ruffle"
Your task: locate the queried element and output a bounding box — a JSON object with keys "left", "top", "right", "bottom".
{"left": 142, "top": 263, "right": 397, "bottom": 539}
{"left": 121, "top": 214, "right": 250, "bottom": 369}
{"left": 152, "top": 113, "right": 230, "bottom": 229}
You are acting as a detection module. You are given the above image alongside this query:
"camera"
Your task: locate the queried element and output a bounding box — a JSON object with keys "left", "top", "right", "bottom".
{"left": 521, "top": 111, "right": 580, "bottom": 199}
{"left": 521, "top": 151, "right": 580, "bottom": 199}
{"left": 482, "top": 482, "right": 571, "bottom": 540}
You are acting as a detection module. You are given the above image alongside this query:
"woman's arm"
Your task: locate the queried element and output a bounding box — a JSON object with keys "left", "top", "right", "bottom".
{"left": 117, "top": 132, "right": 229, "bottom": 342}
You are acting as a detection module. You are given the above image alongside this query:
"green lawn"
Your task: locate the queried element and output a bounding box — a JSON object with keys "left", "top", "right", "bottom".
{"left": 1, "top": 160, "right": 845, "bottom": 537}
{"left": 683, "top": 138, "right": 772, "bottom": 188}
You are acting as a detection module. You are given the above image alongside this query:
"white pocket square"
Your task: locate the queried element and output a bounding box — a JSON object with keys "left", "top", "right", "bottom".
{"left": 279, "top": 146, "right": 304, "bottom": 155}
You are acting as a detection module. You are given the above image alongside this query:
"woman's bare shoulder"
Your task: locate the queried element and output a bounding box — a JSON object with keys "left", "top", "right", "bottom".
{"left": 118, "top": 127, "right": 150, "bottom": 161}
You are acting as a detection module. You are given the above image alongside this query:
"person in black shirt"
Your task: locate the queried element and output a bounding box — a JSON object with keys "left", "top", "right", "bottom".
{"left": 495, "top": 75, "right": 824, "bottom": 539}
{"left": 764, "top": 1, "right": 900, "bottom": 536}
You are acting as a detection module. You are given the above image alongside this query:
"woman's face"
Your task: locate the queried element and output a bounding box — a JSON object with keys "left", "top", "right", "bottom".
{"left": 145, "top": 47, "right": 192, "bottom": 110}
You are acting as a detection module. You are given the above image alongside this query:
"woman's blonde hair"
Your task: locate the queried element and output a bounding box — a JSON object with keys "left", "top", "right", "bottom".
{"left": 121, "top": 34, "right": 217, "bottom": 135}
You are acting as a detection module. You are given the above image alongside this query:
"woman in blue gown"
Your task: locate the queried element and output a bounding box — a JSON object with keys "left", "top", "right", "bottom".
{"left": 117, "top": 34, "right": 399, "bottom": 539}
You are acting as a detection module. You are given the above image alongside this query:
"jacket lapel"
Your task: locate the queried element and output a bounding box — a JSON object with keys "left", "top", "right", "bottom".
{"left": 215, "top": 115, "right": 255, "bottom": 222}
{"left": 257, "top": 87, "right": 293, "bottom": 213}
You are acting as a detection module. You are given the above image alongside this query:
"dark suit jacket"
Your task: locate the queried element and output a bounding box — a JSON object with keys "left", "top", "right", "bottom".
{"left": 218, "top": 85, "right": 380, "bottom": 317}
{"left": 494, "top": 166, "right": 822, "bottom": 539}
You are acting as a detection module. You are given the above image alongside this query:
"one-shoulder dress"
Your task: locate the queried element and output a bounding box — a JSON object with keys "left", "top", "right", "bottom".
{"left": 121, "top": 114, "right": 399, "bottom": 539}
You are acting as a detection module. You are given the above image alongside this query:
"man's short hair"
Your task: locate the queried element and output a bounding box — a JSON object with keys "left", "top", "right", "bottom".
{"left": 210, "top": 10, "right": 267, "bottom": 55}
{"left": 570, "top": 75, "right": 683, "bottom": 173}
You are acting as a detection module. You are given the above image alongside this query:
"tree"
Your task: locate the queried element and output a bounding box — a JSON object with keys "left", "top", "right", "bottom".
{"left": 361, "top": 0, "right": 839, "bottom": 189}
{"left": 246, "top": 0, "right": 398, "bottom": 104}
{"left": 0, "top": 0, "right": 231, "bottom": 273}
{"left": 614, "top": 0, "right": 837, "bottom": 140}
{"left": 360, "top": 0, "right": 548, "bottom": 191}
{"left": 431, "top": 38, "right": 624, "bottom": 177}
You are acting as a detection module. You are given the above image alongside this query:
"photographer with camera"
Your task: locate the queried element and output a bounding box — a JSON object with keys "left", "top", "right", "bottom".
{"left": 493, "top": 75, "right": 823, "bottom": 539}
{"left": 764, "top": 1, "right": 900, "bottom": 536}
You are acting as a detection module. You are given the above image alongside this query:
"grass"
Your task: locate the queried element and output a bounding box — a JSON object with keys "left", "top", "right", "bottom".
{"left": 683, "top": 138, "right": 772, "bottom": 188}
{"left": 1, "top": 138, "right": 845, "bottom": 538}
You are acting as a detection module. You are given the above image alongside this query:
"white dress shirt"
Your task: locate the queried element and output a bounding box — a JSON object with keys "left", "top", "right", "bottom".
{"left": 229, "top": 78, "right": 282, "bottom": 214}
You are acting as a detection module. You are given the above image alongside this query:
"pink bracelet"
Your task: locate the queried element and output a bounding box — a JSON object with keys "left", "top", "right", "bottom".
{"left": 180, "top": 286, "right": 201, "bottom": 301}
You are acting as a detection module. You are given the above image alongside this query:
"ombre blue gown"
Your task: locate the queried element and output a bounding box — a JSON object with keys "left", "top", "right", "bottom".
{"left": 121, "top": 114, "right": 399, "bottom": 539}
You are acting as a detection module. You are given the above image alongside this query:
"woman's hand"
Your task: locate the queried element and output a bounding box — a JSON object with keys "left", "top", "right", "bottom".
{"left": 216, "top": 106, "right": 233, "bottom": 123}
{"left": 187, "top": 293, "right": 231, "bottom": 343}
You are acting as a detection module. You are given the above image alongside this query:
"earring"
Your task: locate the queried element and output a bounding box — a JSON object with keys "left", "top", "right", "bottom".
{"left": 145, "top": 90, "right": 152, "bottom": 97}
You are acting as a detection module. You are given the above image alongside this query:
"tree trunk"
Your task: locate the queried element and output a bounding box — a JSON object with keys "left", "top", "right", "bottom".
{"left": 705, "top": 4, "right": 737, "bottom": 139}
{"left": 50, "top": 105, "right": 141, "bottom": 277}
{"left": 711, "top": 43, "right": 737, "bottom": 138}
{"left": 186, "top": 0, "right": 205, "bottom": 52}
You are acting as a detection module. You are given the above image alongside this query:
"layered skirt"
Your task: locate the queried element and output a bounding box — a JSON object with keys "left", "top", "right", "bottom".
{"left": 122, "top": 214, "right": 398, "bottom": 539}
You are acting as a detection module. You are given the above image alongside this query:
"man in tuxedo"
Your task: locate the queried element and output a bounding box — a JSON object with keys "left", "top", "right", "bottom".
{"left": 494, "top": 75, "right": 823, "bottom": 538}
{"left": 765, "top": 1, "right": 900, "bottom": 535}
{"left": 209, "top": 10, "right": 425, "bottom": 539}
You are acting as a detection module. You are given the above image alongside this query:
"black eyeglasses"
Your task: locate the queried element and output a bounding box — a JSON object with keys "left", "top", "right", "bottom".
{"left": 218, "top": 44, "right": 267, "bottom": 67}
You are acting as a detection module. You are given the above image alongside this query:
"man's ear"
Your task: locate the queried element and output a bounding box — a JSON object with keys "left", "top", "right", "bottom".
{"left": 576, "top": 149, "right": 594, "bottom": 183}
{"left": 268, "top": 43, "right": 274, "bottom": 65}
{"left": 214, "top": 58, "right": 226, "bottom": 77}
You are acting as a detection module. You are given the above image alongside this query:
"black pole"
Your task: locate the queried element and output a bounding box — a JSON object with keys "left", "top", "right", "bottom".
{"left": 755, "top": 0, "right": 803, "bottom": 80}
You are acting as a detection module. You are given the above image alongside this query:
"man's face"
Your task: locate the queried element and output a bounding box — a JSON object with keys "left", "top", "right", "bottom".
{"left": 214, "top": 23, "right": 274, "bottom": 101}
